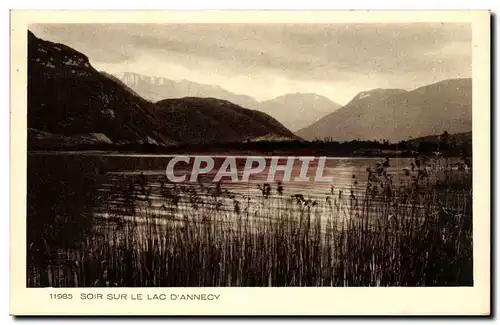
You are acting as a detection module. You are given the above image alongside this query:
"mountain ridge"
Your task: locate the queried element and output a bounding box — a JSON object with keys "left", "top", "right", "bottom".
{"left": 153, "top": 97, "right": 298, "bottom": 144}
{"left": 259, "top": 93, "right": 342, "bottom": 131}
{"left": 297, "top": 78, "right": 472, "bottom": 142}
{"left": 28, "top": 32, "right": 298, "bottom": 148}
{"left": 113, "top": 71, "right": 342, "bottom": 131}
{"left": 115, "top": 72, "right": 261, "bottom": 109}
{"left": 28, "top": 31, "right": 172, "bottom": 147}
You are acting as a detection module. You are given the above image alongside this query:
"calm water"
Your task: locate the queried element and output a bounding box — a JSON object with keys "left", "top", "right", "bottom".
{"left": 28, "top": 152, "right": 429, "bottom": 222}
{"left": 101, "top": 155, "right": 414, "bottom": 196}
{"left": 26, "top": 152, "right": 472, "bottom": 288}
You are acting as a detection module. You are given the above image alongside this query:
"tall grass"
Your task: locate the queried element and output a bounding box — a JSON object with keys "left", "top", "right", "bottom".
{"left": 27, "top": 155, "right": 472, "bottom": 287}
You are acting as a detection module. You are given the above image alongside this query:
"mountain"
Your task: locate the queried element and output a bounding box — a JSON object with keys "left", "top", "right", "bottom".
{"left": 153, "top": 97, "right": 298, "bottom": 144}
{"left": 259, "top": 93, "right": 342, "bottom": 131}
{"left": 296, "top": 79, "right": 472, "bottom": 142}
{"left": 99, "top": 71, "right": 143, "bottom": 98}
{"left": 28, "top": 32, "right": 298, "bottom": 148}
{"left": 114, "top": 72, "right": 342, "bottom": 131}
{"left": 28, "top": 31, "right": 171, "bottom": 147}
{"left": 115, "top": 72, "right": 261, "bottom": 109}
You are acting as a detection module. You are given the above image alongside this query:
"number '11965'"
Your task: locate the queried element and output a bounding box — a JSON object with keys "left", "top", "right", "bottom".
{"left": 49, "top": 293, "right": 73, "bottom": 299}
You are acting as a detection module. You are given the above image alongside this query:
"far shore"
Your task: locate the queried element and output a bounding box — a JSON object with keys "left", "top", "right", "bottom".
{"left": 27, "top": 148, "right": 465, "bottom": 158}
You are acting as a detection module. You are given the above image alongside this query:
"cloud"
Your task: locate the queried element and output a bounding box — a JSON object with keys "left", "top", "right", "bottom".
{"left": 28, "top": 23, "right": 471, "bottom": 104}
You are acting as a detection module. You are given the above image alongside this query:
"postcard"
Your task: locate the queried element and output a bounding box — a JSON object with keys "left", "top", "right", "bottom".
{"left": 10, "top": 10, "right": 490, "bottom": 316}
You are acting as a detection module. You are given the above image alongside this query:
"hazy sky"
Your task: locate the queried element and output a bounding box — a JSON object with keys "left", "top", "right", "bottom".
{"left": 29, "top": 23, "right": 471, "bottom": 105}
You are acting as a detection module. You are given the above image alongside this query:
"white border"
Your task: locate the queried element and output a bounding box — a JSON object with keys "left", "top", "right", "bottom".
{"left": 4, "top": 5, "right": 489, "bottom": 313}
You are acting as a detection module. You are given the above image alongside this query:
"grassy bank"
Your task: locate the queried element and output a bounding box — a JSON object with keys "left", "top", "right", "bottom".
{"left": 27, "top": 156, "right": 472, "bottom": 287}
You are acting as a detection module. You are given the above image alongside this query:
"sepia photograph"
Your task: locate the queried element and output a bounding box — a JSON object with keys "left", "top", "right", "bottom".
{"left": 10, "top": 10, "right": 490, "bottom": 316}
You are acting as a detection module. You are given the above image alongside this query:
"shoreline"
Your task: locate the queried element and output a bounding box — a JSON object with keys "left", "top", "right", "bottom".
{"left": 27, "top": 149, "right": 468, "bottom": 159}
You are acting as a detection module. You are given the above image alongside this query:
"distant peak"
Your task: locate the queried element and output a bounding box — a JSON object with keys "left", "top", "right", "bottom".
{"left": 267, "top": 92, "right": 340, "bottom": 105}
{"left": 278, "top": 92, "right": 326, "bottom": 99}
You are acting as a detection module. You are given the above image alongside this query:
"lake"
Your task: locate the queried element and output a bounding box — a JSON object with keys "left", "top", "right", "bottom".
{"left": 27, "top": 152, "right": 422, "bottom": 212}
{"left": 26, "top": 151, "right": 472, "bottom": 287}
{"left": 27, "top": 151, "right": 468, "bottom": 229}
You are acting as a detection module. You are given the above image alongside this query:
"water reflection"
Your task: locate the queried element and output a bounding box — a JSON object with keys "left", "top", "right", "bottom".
{"left": 27, "top": 152, "right": 471, "bottom": 287}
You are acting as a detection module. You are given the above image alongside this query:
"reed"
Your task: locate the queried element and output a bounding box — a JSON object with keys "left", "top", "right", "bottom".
{"left": 27, "top": 156, "right": 472, "bottom": 287}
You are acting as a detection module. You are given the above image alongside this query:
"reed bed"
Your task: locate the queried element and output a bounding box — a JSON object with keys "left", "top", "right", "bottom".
{"left": 27, "top": 156, "right": 472, "bottom": 287}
